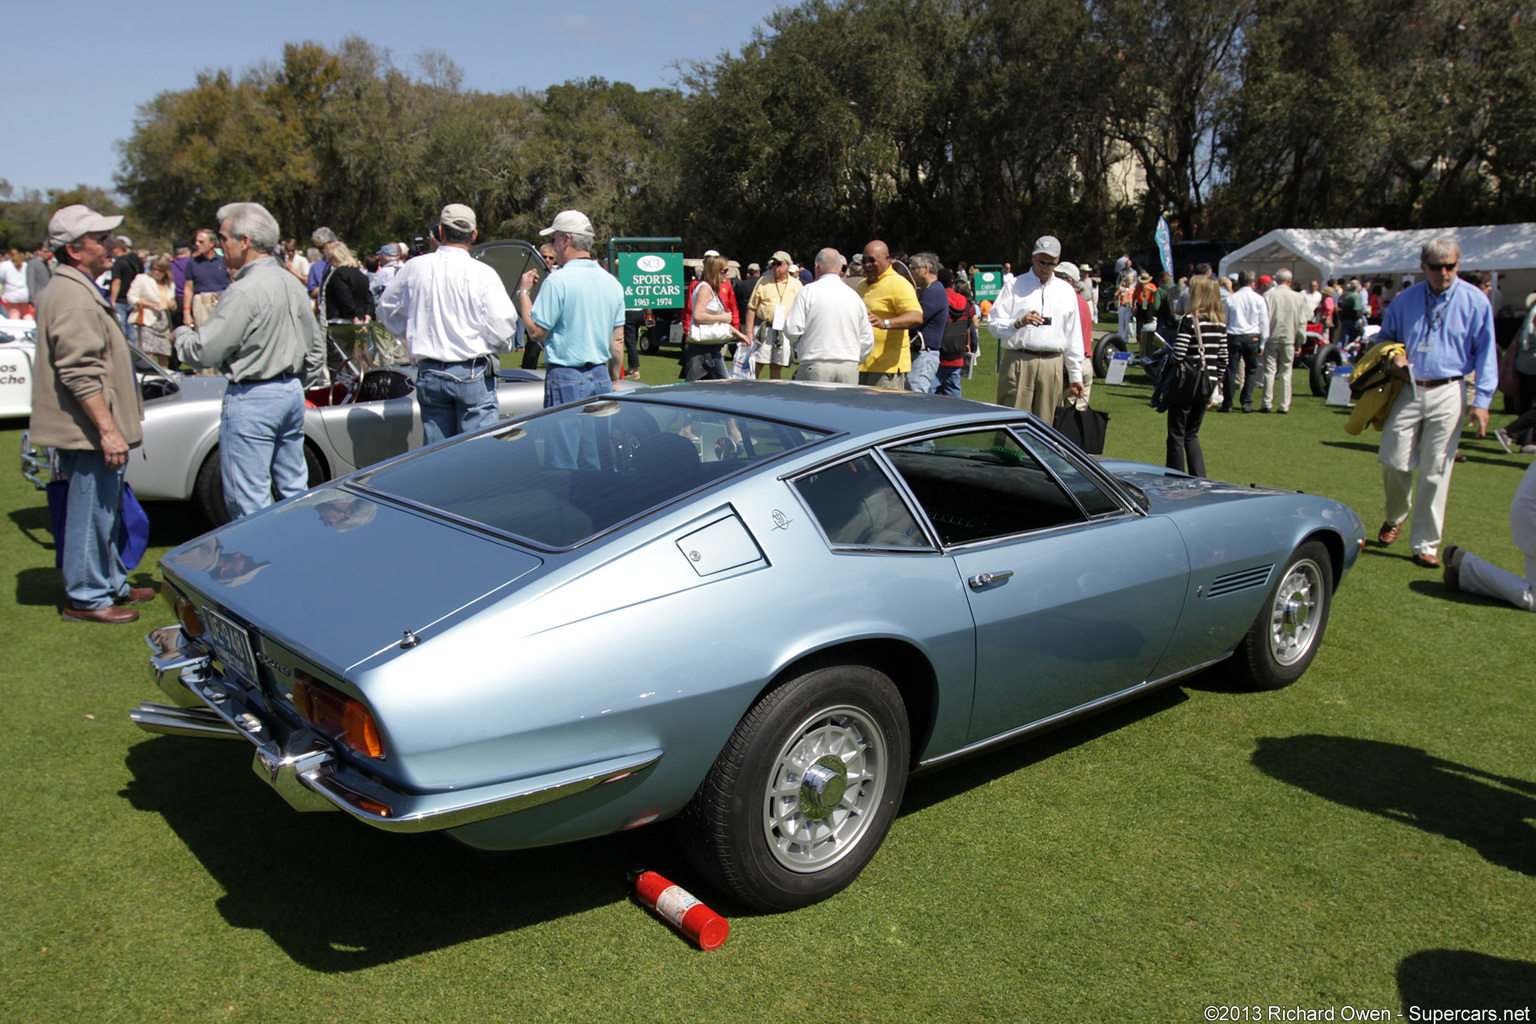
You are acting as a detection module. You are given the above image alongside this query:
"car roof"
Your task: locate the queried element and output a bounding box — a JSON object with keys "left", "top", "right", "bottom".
{"left": 616, "top": 380, "right": 1025, "bottom": 440}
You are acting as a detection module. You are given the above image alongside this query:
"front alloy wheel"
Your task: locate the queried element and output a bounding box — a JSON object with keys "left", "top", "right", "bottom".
{"left": 1232, "top": 540, "right": 1333, "bottom": 689}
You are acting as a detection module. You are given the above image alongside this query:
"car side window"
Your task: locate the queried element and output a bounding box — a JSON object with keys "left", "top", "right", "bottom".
{"left": 884, "top": 431, "right": 1084, "bottom": 545}
{"left": 1023, "top": 431, "right": 1124, "bottom": 518}
{"left": 794, "top": 454, "right": 931, "bottom": 549}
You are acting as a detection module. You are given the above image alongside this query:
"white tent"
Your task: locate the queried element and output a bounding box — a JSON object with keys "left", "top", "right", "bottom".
{"left": 1219, "top": 223, "right": 1536, "bottom": 316}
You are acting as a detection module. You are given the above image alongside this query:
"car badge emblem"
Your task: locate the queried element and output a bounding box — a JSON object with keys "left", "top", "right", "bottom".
{"left": 770, "top": 509, "right": 793, "bottom": 531}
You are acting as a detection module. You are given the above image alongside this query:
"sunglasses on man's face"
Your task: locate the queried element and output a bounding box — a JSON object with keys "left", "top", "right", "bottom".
{"left": 1425, "top": 262, "right": 1458, "bottom": 272}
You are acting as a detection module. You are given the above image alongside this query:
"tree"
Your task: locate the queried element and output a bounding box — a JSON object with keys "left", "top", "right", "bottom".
{"left": 1090, "top": 0, "right": 1256, "bottom": 239}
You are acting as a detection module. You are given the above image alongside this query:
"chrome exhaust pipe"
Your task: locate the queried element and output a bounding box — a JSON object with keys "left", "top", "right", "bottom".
{"left": 129, "top": 702, "right": 244, "bottom": 740}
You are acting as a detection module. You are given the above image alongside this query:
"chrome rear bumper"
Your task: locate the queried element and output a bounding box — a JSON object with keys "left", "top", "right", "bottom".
{"left": 20, "top": 429, "right": 53, "bottom": 490}
{"left": 132, "top": 625, "right": 662, "bottom": 833}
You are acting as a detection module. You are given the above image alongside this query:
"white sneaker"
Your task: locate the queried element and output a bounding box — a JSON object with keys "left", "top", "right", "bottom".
{"left": 1523, "top": 444, "right": 1536, "bottom": 455}
{"left": 1494, "top": 427, "right": 1513, "bottom": 453}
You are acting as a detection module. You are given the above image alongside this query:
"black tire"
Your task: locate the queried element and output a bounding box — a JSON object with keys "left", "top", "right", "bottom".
{"left": 303, "top": 442, "right": 326, "bottom": 489}
{"left": 638, "top": 326, "right": 660, "bottom": 356}
{"left": 679, "top": 664, "right": 910, "bottom": 912}
{"left": 193, "top": 447, "right": 229, "bottom": 528}
{"left": 1092, "top": 333, "right": 1128, "bottom": 379}
{"left": 1231, "top": 541, "right": 1333, "bottom": 690}
{"left": 1309, "top": 344, "right": 1343, "bottom": 397}
{"left": 193, "top": 442, "right": 328, "bottom": 528}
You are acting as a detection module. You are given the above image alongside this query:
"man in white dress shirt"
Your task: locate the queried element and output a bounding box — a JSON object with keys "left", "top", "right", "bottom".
{"left": 377, "top": 203, "right": 519, "bottom": 444}
{"left": 1220, "top": 270, "right": 1270, "bottom": 413}
{"left": 784, "top": 248, "right": 875, "bottom": 383}
{"left": 988, "top": 235, "right": 1084, "bottom": 418}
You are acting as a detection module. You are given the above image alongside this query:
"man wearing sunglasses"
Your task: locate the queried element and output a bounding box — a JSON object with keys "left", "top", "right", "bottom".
{"left": 1374, "top": 237, "right": 1498, "bottom": 569}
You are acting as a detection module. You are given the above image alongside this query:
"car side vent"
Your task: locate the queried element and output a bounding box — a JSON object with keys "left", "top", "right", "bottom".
{"left": 1207, "top": 564, "right": 1273, "bottom": 598}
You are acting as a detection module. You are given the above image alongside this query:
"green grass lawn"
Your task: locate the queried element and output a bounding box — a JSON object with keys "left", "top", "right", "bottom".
{"left": 3, "top": 338, "right": 1533, "bottom": 1022}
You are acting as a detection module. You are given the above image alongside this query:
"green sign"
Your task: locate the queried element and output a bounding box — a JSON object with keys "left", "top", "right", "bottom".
{"left": 973, "top": 264, "right": 1005, "bottom": 304}
{"left": 616, "top": 252, "right": 684, "bottom": 309}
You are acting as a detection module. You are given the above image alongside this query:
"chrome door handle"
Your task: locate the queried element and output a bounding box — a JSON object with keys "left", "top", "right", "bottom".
{"left": 967, "top": 570, "right": 1014, "bottom": 588}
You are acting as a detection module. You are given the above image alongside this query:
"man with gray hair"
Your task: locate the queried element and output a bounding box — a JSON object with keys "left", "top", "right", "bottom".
{"left": 783, "top": 248, "right": 874, "bottom": 383}
{"left": 907, "top": 252, "right": 949, "bottom": 394}
{"left": 175, "top": 201, "right": 327, "bottom": 520}
{"left": 1373, "top": 236, "right": 1498, "bottom": 567}
{"left": 1260, "top": 268, "right": 1308, "bottom": 413}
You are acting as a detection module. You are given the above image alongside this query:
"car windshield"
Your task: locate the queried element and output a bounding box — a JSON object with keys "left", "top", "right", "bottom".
{"left": 355, "top": 398, "right": 830, "bottom": 547}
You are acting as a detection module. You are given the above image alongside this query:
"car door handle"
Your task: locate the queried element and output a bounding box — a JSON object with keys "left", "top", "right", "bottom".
{"left": 967, "top": 570, "right": 1013, "bottom": 588}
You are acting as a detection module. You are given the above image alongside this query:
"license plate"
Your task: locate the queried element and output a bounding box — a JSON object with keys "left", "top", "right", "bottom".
{"left": 203, "top": 606, "right": 258, "bottom": 684}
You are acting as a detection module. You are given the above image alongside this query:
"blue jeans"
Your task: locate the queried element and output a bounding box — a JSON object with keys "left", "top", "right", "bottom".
{"left": 417, "top": 357, "right": 500, "bottom": 446}
{"left": 908, "top": 349, "right": 940, "bottom": 394}
{"left": 935, "top": 362, "right": 964, "bottom": 396}
{"left": 220, "top": 378, "right": 307, "bottom": 520}
{"left": 56, "top": 449, "right": 129, "bottom": 610}
{"left": 544, "top": 363, "right": 614, "bottom": 469}
{"left": 682, "top": 344, "right": 727, "bottom": 382}
{"left": 115, "top": 302, "right": 137, "bottom": 344}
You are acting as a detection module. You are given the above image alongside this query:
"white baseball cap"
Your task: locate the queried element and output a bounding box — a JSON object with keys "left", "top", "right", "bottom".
{"left": 539, "top": 210, "right": 594, "bottom": 237}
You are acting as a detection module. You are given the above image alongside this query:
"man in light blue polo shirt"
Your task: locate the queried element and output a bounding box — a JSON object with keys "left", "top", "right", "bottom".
{"left": 515, "top": 209, "right": 625, "bottom": 409}
{"left": 1374, "top": 236, "right": 1498, "bottom": 568}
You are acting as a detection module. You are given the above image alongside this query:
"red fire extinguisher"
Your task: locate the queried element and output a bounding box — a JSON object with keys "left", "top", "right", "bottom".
{"left": 629, "top": 868, "right": 730, "bottom": 950}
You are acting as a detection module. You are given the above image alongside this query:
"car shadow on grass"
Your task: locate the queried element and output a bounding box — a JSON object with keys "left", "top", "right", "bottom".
{"left": 120, "top": 735, "right": 690, "bottom": 971}
{"left": 1398, "top": 949, "right": 1536, "bottom": 1013}
{"left": 1251, "top": 735, "right": 1536, "bottom": 877}
{"left": 901, "top": 685, "right": 1189, "bottom": 816}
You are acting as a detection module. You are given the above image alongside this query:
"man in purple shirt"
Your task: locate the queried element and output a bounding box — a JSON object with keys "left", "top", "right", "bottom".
{"left": 1375, "top": 237, "right": 1499, "bottom": 568}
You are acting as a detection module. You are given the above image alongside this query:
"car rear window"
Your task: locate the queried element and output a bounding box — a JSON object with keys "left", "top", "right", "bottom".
{"left": 355, "top": 398, "right": 829, "bottom": 547}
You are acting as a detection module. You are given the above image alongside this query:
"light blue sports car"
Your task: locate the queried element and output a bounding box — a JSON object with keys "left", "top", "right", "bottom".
{"left": 133, "top": 382, "right": 1365, "bottom": 911}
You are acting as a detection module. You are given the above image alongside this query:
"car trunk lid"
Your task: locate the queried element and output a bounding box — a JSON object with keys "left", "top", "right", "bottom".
{"left": 161, "top": 486, "right": 542, "bottom": 672}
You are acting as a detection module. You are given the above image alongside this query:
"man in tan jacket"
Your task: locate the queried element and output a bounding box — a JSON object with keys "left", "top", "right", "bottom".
{"left": 1261, "top": 268, "right": 1309, "bottom": 414}
{"left": 30, "top": 205, "right": 149, "bottom": 623}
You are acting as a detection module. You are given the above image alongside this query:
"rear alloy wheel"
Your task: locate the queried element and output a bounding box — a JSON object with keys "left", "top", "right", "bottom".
{"left": 680, "top": 664, "right": 909, "bottom": 912}
{"left": 1232, "top": 541, "right": 1333, "bottom": 690}
{"left": 1309, "top": 344, "right": 1343, "bottom": 397}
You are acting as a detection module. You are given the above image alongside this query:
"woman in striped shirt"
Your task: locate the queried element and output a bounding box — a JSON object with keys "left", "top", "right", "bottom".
{"left": 1166, "top": 275, "right": 1230, "bottom": 477}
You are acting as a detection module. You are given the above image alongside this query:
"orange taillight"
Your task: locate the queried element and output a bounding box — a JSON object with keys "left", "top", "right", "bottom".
{"left": 292, "top": 673, "right": 385, "bottom": 759}
{"left": 161, "top": 583, "right": 205, "bottom": 638}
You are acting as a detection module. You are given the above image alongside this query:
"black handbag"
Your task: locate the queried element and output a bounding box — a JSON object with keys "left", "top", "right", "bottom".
{"left": 1167, "top": 316, "right": 1215, "bottom": 408}
{"left": 1052, "top": 404, "right": 1109, "bottom": 454}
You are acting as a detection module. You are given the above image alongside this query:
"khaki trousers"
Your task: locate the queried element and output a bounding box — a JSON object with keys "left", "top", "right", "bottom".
{"left": 1262, "top": 339, "right": 1294, "bottom": 411}
{"left": 1380, "top": 381, "right": 1463, "bottom": 556}
{"left": 998, "top": 348, "right": 1064, "bottom": 419}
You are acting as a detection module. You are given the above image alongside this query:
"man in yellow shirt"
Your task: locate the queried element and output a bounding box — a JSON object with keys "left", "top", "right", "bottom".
{"left": 855, "top": 240, "right": 922, "bottom": 389}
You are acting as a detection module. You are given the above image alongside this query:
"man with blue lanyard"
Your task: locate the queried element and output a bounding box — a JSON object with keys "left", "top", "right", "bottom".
{"left": 1375, "top": 237, "right": 1498, "bottom": 568}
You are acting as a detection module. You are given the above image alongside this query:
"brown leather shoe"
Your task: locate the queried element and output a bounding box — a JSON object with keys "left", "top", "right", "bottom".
{"left": 1378, "top": 521, "right": 1401, "bottom": 545}
{"left": 116, "top": 585, "right": 157, "bottom": 606}
{"left": 61, "top": 605, "right": 140, "bottom": 624}
{"left": 1411, "top": 552, "right": 1441, "bottom": 569}
{"left": 1443, "top": 546, "right": 1463, "bottom": 590}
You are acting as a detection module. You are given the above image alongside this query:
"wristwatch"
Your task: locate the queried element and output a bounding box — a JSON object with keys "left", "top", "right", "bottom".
{"left": 882, "top": 318, "right": 890, "bottom": 330}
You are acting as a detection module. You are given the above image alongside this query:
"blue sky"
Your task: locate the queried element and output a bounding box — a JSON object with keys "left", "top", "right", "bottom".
{"left": 7, "top": 1, "right": 765, "bottom": 198}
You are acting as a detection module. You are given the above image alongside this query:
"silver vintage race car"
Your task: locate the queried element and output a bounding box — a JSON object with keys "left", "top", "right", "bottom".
{"left": 21, "top": 240, "right": 639, "bottom": 523}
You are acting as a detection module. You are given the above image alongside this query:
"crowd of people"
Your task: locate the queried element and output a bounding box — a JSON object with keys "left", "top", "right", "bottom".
{"left": 19, "top": 197, "right": 1536, "bottom": 621}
